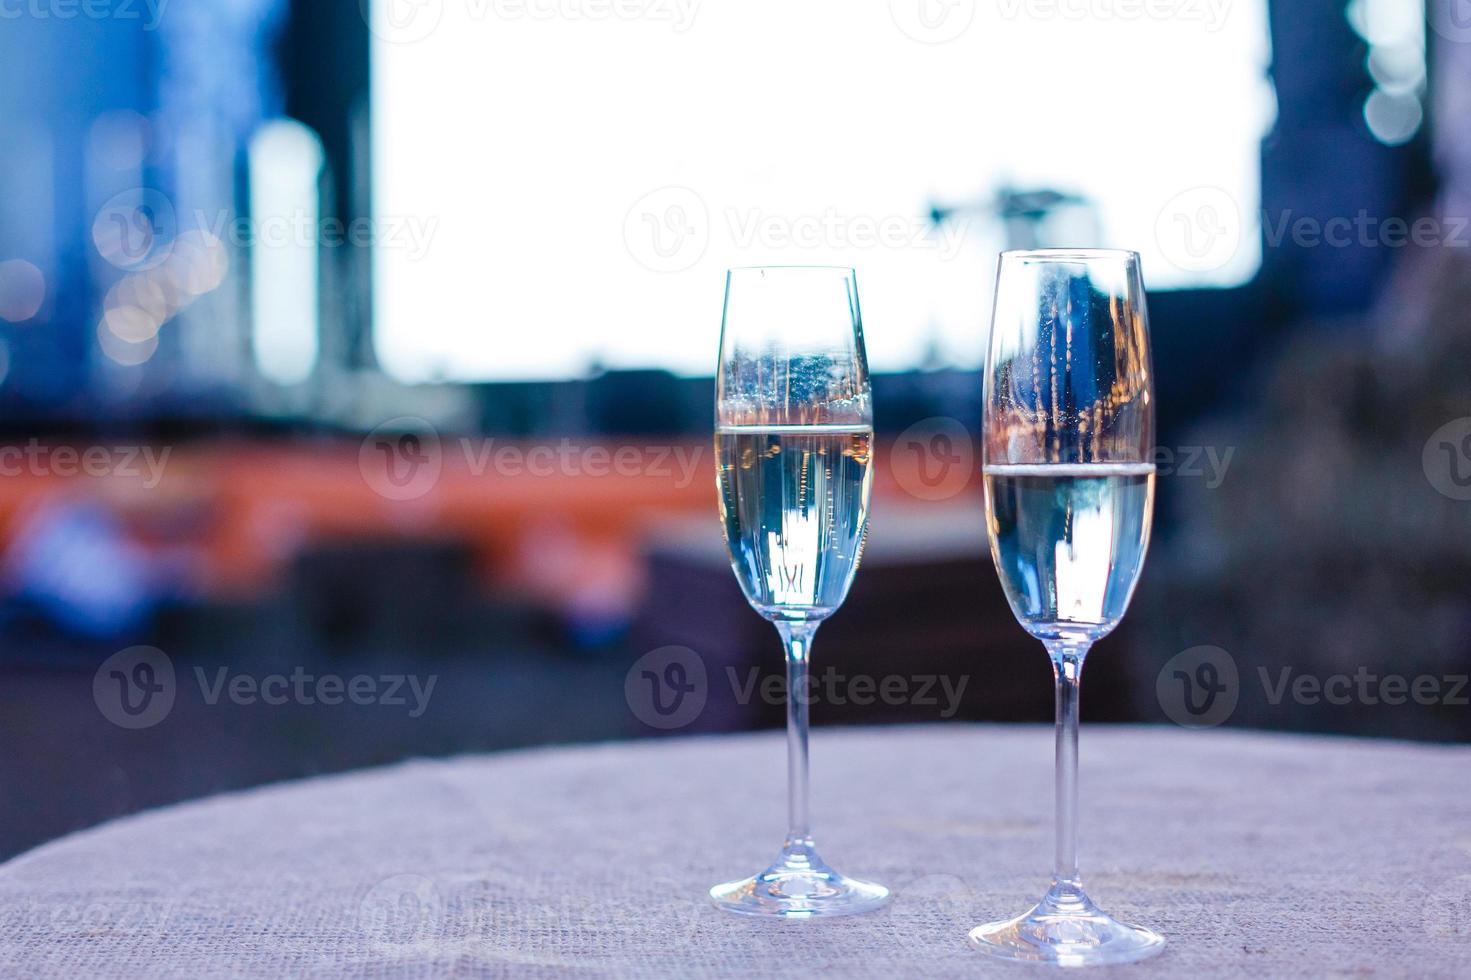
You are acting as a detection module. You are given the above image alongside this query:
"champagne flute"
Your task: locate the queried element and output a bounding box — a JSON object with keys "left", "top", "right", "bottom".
{"left": 709, "top": 266, "right": 888, "bottom": 917}
{"left": 972, "top": 249, "right": 1165, "bottom": 964}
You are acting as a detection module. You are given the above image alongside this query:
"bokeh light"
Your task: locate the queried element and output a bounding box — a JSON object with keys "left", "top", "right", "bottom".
{"left": 1367, "top": 45, "right": 1426, "bottom": 95}
{"left": 164, "top": 230, "right": 230, "bottom": 297}
{"left": 0, "top": 260, "right": 46, "bottom": 323}
{"left": 102, "top": 305, "right": 162, "bottom": 345}
{"left": 1348, "top": 0, "right": 1426, "bottom": 147}
{"left": 249, "top": 119, "right": 324, "bottom": 386}
{"left": 96, "top": 316, "right": 158, "bottom": 366}
{"left": 105, "top": 274, "right": 175, "bottom": 323}
{"left": 1364, "top": 88, "right": 1425, "bottom": 146}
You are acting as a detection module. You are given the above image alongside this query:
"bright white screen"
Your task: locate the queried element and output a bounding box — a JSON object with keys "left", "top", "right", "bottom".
{"left": 373, "top": 0, "right": 1274, "bottom": 381}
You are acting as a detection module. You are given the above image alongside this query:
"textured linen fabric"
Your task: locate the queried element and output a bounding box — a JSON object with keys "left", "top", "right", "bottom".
{"left": 0, "top": 725, "right": 1466, "bottom": 978}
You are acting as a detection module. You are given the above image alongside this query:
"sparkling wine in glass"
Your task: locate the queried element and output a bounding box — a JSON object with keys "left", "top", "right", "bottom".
{"left": 972, "top": 249, "right": 1165, "bottom": 964}
{"left": 709, "top": 266, "right": 888, "bottom": 917}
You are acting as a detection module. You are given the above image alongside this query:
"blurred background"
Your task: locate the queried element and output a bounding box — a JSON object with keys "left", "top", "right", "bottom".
{"left": 0, "top": 0, "right": 1467, "bottom": 860}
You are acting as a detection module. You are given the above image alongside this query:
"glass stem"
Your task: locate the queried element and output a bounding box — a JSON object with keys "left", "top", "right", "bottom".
{"left": 776, "top": 620, "right": 818, "bottom": 853}
{"left": 1047, "top": 640, "right": 1090, "bottom": 892}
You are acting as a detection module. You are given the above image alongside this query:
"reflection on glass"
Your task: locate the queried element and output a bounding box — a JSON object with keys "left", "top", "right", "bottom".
{"left": 972, "top": 249, "right": 1165, "bottom": 965}
{"left": 709, "top": 267, "right": 887, "bottom": 918}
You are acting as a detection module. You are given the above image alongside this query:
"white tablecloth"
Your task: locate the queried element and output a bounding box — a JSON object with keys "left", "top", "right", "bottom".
{"left": 1, "top": 725, "right": 1465, "bottom": 977}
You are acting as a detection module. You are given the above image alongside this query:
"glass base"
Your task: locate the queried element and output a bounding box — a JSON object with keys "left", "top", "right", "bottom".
{"left": 710, "top": 841, "right": 889, "bottom": 918}
{"left": 968, "top": 879, "right": 1164, "bottom": 966}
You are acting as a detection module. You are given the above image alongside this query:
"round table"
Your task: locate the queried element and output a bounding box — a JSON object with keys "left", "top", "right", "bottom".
{"left": 0, "top": 725, "right": 1464, "bottom": 977}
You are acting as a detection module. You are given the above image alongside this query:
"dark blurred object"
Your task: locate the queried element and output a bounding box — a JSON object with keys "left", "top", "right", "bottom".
{"left": 586, "top": 370, "right": 698, "bottom": 436}
{"left": 930, "top": 186, "right": 1102, "bottom": 252}
{"left": 1261, "top": 0, "right": 1433, "bottom": 317}
{"left": 1134, "top": 247, "right": 1471, "bottom": 740}
{"left": 628, "top": 499, "right": 1142, "bottom": 734}
{"left": 286, "top": 537, "right": 480, "bottom": 657}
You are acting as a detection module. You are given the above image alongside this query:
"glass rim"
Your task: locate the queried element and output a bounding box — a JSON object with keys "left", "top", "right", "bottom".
{"left": 999, "top": 248, "right": 1140, "bottom": 263}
